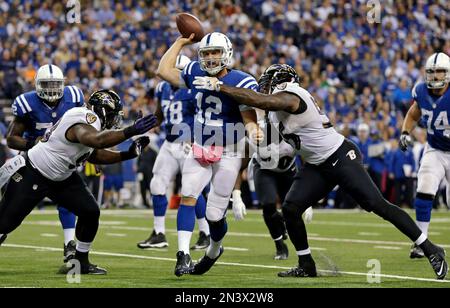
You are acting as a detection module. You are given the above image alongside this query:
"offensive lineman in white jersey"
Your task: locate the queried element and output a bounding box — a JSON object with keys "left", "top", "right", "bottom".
{"left": 192, "top": 64, "right": 448, "bottom": 280}
{"left": 0, "top": 90, "right": 157, "bottom": 274}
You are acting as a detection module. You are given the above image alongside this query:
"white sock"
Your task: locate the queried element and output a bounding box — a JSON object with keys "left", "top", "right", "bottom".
{"left": 197, "top": 218, "right": 210, "bottom": 236}
{"left": 296, "top": 248, "right": 312, "bottom": 256}
{"left": 76, "top": 241, "right": 92, "bottom": 253}
{"left": 206, "top": 239, "right": 222, "bottom": 259}
{"left": 63, "top": 228, "right": 76, "bottom": 246}
{"left": 415, "top": 233, "right": 427, "bottom": 246}
{"left": 154, "top": 216, "right": 166, "bottom": 234}
{"left": 416, "top": 221, "right": 429, "bottom": 237}
{"left": 178, "top": 230, "right": 193, "bottom": 255}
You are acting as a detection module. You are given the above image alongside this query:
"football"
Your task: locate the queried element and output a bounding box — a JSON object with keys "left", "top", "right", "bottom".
{"left": 176, "top": 12, "right": 205, "bottom": 42}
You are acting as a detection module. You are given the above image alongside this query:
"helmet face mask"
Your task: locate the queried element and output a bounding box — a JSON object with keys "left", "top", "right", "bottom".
{"left": 88, "top": 90, "right": 124, "bottom": 130}
{"left": 198, "top": 33, "right": 233, "bottom": 76}
{"left": 35, "top": 64, "right": 65, "bottom": 103}
{"left": 425, "top": 68, "right": 450, "bottom": 89}
{"left": 258, "top": 64, "right": 300, "bottom": 94}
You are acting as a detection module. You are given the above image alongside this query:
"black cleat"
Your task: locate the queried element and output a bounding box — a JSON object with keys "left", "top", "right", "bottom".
{"left": 59, "top": 260, "right": 107, "bottom": 275}
{"left": 274, "top": 240, "right": 289, "bottom": 260}
{"left": 137, "top": 230, "right": 168, "bottom": 249}
{"left": 410, "top": 244, "right": 425, "bottom": 259}
{"left": 278, "top": 263, "right": 317, "bottom": 278}
{"left": 174, "top": 251, "right": 193, "bottom": 277}
{"left": 64, "top": 240, "right": 77, "bottom": 263}
{"left": 427, "top": 246, "right": 448, "bottom": 280}
{"left": 0, "top": 234, "right": 7, "bottom": 246}
{"left": 191, "top": 231, "right": 210, "bottom": 250}
{"left": 191, "top": 246, "right": 224, "bottom": 275}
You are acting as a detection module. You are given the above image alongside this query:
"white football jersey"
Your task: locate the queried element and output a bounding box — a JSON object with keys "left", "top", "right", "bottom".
{"left": 28, "top": 107, "right": 101, "bottom": 181}
{"left": 268, "top": 82, "right": 344, "bottom": 165}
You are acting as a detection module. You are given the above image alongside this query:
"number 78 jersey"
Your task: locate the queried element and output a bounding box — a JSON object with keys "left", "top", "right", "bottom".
{"left": 413, "top": 82, "right": 450, "bottom": 151}
{"left": 182, "top": 61, "right": 258, "bottom": 145}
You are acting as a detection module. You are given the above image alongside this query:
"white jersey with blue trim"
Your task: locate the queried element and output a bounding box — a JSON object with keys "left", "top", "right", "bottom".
{"left": 413, "top": 82, "right": 450, "bottom": 151}
{"left": 11, "top": 86, "right": 84, "bottom": 141}
{"left": 28, "top": 107, "right": 101, "bottom": 181}
{"left": 269, "top": 82, "right": 344, "bottom": 165}
{"left": 181, "top": 61, "right": 258, "bottom": 146}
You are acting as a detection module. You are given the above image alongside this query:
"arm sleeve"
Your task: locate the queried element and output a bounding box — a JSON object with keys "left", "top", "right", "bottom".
{"left": 12, "top": 95, "right": 27, "bottom": 117}
{"left": 181, "top": 61, "right": 199, "bottom": 89}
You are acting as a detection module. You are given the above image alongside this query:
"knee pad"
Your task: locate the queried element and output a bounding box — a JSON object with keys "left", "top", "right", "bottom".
{"left": 205, "top": 189, "right": 229, "bottom": 222}
{"left": 150, "top": 174, "right": 168, "bottom": 196}
{"left": 417, "top": 171, "right": 441, "bottom": 196}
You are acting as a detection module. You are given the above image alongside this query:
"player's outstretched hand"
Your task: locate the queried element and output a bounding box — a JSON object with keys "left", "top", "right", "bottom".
{"left": 304, "top": 206, "right": 313, "bottom": 224}
{"left": 232, "top": 190, "right": 247, "bottom": 221}
{"left": 399, "top": 132, "right": 413, "bottom": 152}
{"left": 124, "top": 113, "right": 157, "bottom": 138}
{"left": 193, "top": 76, "right": 223, "bottom": 92}
{"left": 176, "top": 33, "right": 196, "bottom": 46}
{"left": 128, "top": 136, "right": 150, "bottom": 157}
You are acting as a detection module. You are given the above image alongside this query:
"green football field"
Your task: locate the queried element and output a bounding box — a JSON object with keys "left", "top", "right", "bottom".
{"left": 0, "top": 208, "right": 449, "bottom": 288}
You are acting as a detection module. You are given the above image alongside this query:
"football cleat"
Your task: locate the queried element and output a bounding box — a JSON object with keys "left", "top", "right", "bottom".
{"left": 274, "top": 241, "right": 289, "bottom": 260}
{"left": 190, "top": 246, "right": 224, "bottom": 275}
{"left": 427, "top": 246, "right": 448, "bottom": 280}
{"left": 137, "top": 230, "right": 168, "bottom": 249}
{"left": 191, "top": 231, "right": 210, "bottom": 250}
{"left": 0, "top": 234, "right": 7, "bottom": 246}
{"left": 59, "top": 260, "right": 107, "bottom": 275}
{"left": 64, "top": 240, "right": 77, "bottom": 263}
{"left": 410, "top": 243, "right": 425, "bottom": 259}
{"left": 278, "top": 264, "right": 317, "bottom": 278}
{"left": 174, "top": 251, "right": 193, "bottom": 277}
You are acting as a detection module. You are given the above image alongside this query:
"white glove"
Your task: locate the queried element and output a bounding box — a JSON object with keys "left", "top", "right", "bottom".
{"left": 303, "top": 206, "right": 313, "bottom": 224}
{"left": 232, "top": 190, "right": 247, "bottom": 221}
{"left": 193, "top": 76, "right": 223, "bottom": 91}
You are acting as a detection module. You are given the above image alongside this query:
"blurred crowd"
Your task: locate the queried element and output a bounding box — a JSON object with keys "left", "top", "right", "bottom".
{"left": 0, "top": 0, "right": 449, "bottom": 208}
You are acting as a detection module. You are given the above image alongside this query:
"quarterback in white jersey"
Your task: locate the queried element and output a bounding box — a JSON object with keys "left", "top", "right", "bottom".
{"left": 0, "top": 89, "right": 157, "bottom": 275}
{"left": 194, "top": 64, "right": 447, "bottom": 280}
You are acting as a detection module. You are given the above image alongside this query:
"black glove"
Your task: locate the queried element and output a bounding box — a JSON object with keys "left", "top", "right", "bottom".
{"left": 128, "top": 136, "right": 150, "bottom": 157}
{"left": 123, "top": 112, "right": 157, "bottom": 138}
{"left": 399, "top": 132, "right": 413, "bottom": 152}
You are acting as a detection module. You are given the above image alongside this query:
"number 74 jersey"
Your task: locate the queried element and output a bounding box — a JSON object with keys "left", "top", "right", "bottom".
{"left": 413, "top": 82, "right": 450, "bottom": 151}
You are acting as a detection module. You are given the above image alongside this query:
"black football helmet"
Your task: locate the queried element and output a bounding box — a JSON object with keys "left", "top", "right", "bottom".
{"left": 88, "top": 89, "right": 124, "bottom": 129}
{"left": 258, "top": 64, "right": 300, "bottom": 94}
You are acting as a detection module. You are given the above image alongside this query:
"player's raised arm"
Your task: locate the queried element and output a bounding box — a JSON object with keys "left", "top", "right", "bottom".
{"left": 156, "top": 34, "right": 195, "bottom": 87}
{"left": 66, "top": 114, "right": 156, "bottom": 150}
{"left": 87, "top": 136, "right": 150, "bottom": 164}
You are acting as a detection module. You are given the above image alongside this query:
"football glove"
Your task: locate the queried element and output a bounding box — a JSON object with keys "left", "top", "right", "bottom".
{"left": 232, "top": 190, "right": 247, "bottom": 221}
{"left": 128, "top": 136, "right": 150, "bottom": 157}
{"left": 399, "top": 132, "right": 413, "bottom": 152}
{"left": 124, "top": 112, "right": 157, "bottom": 138}
{"left": 193, "top": 76, "right": 223, "bottom": 92}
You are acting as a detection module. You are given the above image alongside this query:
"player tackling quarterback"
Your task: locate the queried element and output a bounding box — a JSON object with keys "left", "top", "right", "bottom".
{"left": 192, "top": 64, "right": 448, "bottom": 280}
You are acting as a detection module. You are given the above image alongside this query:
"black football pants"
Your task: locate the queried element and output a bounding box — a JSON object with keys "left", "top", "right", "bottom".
{"left": 282, "top": 139, "right": 423, "bottom": 252}
{"left": 0, "top": 160, "right": 100, "bottom": 243}
{"left": 254, "top": 161, "right": 294, "bottom": 240}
